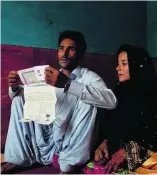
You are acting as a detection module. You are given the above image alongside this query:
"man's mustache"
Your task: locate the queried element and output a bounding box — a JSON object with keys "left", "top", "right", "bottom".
{"left": 61, "top": 57, "right": 71, "bottom": 61}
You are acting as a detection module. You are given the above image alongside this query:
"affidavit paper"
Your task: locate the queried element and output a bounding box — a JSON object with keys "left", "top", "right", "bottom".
{"left": 18, "top": 65, "right": 57, "bottom": 125}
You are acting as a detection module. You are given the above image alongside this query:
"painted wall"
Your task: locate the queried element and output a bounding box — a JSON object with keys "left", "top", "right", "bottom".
{"left": 147, "top": 1, "right": 157, "bottom": 57}
{"left": 1, "top": 1, "right": 146, "bottom": 54}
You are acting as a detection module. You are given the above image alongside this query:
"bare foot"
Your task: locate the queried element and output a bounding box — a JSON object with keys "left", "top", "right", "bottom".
{"left": 1, "top": 162, "right": 20, "bottom": 174}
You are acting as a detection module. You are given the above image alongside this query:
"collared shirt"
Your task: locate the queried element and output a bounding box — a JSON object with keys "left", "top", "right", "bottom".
{"left": 9, "top": 66, "right": 117, "bottom": 109}
{"left": 8, "top": 66, "right": 117, "bottom": 172}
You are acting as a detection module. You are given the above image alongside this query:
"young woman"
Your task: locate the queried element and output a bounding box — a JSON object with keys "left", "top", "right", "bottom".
{"left": 84, "top": 44, "right": 157, "bottom": 174}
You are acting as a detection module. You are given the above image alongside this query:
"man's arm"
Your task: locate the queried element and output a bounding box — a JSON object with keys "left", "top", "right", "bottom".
{"left": 67, "top": 71, "right": 117, "bottom": 109}
{"left": 44, "top": 66, "right": 117, "bottom": 109}
{"left": 9, "top": 86, "right": 23, "bottom": 99}
{"left": 8, "top": 71, "right": 23, "bottom": 99}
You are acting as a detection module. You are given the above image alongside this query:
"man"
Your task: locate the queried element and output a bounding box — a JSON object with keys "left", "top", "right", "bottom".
{"left": 2, "top": 30, "right": 117, "bottom": 173}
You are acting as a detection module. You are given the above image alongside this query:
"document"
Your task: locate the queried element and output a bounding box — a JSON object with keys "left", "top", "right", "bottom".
{"left": 18, "top": 65, "right": 48, "bottom": 85}
{"left": 19, "top": 85, "right": 57, "bottom": 125}
{"left": 18, "top": 65, "right": 57, "bottom": 125}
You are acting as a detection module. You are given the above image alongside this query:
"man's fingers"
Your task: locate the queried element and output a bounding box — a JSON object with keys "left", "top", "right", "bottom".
{"left": 45, "top": 66, "right": 57, "bottom": 73}
{"left": 45, "top": 76, "right": 53, "bottom": 81}
{"left": 45, "top": 77, "right": 55, "bottom": 85}
{"left": 8, "top": 71, "right": 19, "bottom": 78}
{"left": 10, "top": 71, "right": 18, "bottom": 75}
{"left": 44, "top": 71, "right": 52, "bottom": 77}
{"left": 8, "top": 82, "right": 20, "bottom": 87}
{"left": 45, "top": 81, "right": 52, "bottom": 85}
{"left": 45, "top": 81, "right": 55, "bottom": 87}
{"left": 8, "top": 77, "right": 20, "bottom": 81}
{"left": 8, "top": 70, "right": 22, "bottom": 87}
{"left": 8, "top": 78, "right": 20, "bottom": 83}
{"left": 8, "top": 74, "right": 19, "bottom": 79}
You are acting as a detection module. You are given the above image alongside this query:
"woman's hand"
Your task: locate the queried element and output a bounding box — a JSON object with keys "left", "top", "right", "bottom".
{"left": 103, "top": 148, "right": 126, "bottom": 173}
{"left": 95, "top": 140, "right": 110, "bottom": 163}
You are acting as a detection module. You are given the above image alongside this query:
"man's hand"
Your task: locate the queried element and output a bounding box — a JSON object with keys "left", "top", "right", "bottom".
{"left": 45, "top": 66, "right": 68, "bottom": 88}
{"left": 95, "top": 140, "right": 110, "bottom": 163}
{"left": 8, "top": 71, "right": 21, "bottom": 91}
{"left": 103, "top": 148, "right": 126, "bottom": 173}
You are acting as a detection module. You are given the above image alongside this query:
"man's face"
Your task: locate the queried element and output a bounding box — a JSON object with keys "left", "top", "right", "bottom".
{"left": 58, "top": 38, "right": 79, "bottom": 70}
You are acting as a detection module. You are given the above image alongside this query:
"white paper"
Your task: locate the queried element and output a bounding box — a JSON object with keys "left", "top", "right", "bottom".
{"left": 19, "top": 84, "right": 57, "bottom": 125}
{"left": 18, "top": 65, "right": 48, "bottom": 85}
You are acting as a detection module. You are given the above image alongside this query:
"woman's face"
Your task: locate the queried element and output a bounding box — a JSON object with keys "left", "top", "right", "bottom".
{"left": 116, "top": 51, "right": 130, "bottom": 82}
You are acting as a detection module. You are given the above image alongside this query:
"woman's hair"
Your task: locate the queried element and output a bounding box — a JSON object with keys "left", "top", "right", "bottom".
{"left": 58, "top": 30, "right": 87, "bottom": 55}
{"left": 116, "top": 44, "right": 157, "bottom": 89}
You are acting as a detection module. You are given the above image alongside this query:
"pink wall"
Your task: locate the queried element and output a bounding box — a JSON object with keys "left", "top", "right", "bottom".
{"left": 1, "top": 44, "right": 117, "bottom": 148}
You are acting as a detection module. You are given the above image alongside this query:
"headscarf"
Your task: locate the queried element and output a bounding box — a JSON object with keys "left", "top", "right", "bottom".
{"left": 108, "top": 44, "right": 157, "bottom": 153}
{"left": 116, "top": 44, "right": 157, "bottom": 95}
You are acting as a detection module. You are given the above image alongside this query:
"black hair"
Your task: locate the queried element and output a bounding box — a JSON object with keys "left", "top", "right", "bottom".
{"left": 58, "top": 30, "right": 87, "bottom": 55}
{"left": 116, "top": 44, "right": 157, "bottom": 92}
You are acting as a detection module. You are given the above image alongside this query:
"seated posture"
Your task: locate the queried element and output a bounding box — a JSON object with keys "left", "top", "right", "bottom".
{"left": 1, "top": 30, "right": 117, "bottom": 173}
{"left": 84, "top": 44, "right": 157, "bottom": 174}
